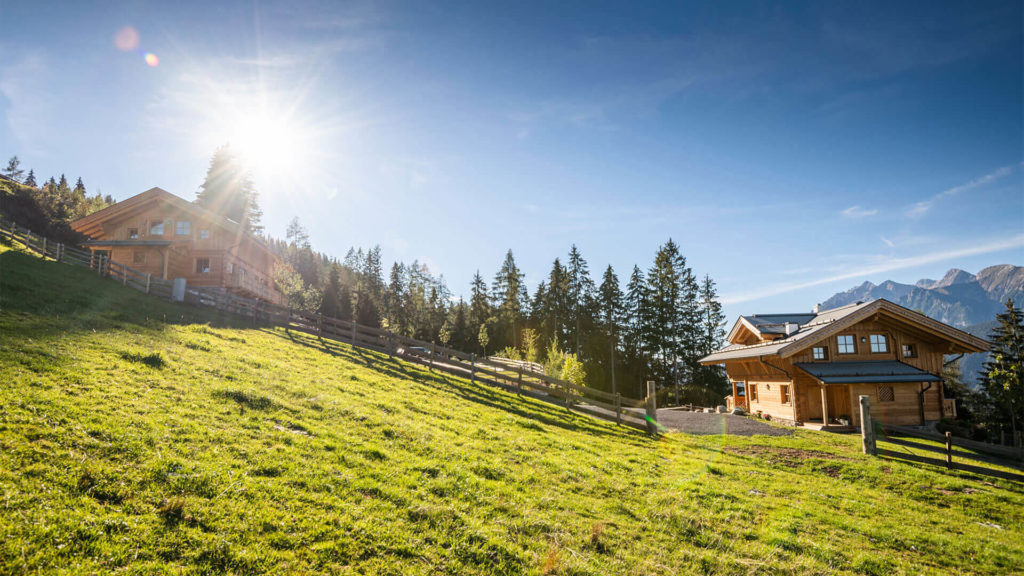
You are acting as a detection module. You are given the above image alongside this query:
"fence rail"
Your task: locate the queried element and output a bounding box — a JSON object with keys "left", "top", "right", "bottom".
{"left": 1, "top": 218, "right": 656, "bottom": 433}
{"left": 857, "top": 395, "right": 1024, "bottom": 482}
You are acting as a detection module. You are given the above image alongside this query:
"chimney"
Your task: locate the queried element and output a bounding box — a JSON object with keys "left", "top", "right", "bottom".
{"left": 813, "top": 303, "right": 821, "bottom": 314}
{"left": 784, "top": 322, "right": 799, "bottom": 336}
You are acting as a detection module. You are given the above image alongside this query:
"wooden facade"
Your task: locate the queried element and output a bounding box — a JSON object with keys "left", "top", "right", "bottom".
{"left": 702, "top": 300, "right": 989, "bottom": 429}
{"left": 71, "top": 188, "right": 285, "bottom": 304}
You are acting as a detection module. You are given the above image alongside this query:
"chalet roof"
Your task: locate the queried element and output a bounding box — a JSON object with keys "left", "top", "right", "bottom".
{"left": 700, "top": 299, "right": 989, "bottom": 364}
{"left": 71, "top": 187, "right": 274, "bottom": 257}
{"left": 794, "top": 360, "right": 941, "bottom": 384}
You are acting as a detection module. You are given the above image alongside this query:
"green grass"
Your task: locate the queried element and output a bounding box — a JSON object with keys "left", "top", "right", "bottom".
{"left": 1, "top": 240, "right": 1023, "bottom": 575}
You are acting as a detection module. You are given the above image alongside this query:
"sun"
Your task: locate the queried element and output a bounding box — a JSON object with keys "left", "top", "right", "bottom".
{"left": 229, "top": 114, "right": 307, "bottom": 180}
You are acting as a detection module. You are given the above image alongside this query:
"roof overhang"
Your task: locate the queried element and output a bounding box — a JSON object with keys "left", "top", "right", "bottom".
{"left": 795, "top": 360, "right": 941, "bottom": 384}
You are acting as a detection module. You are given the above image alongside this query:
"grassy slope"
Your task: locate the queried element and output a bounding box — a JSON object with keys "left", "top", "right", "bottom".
{"left": 1, "top": 242, "right": 1022, "bottom": 576}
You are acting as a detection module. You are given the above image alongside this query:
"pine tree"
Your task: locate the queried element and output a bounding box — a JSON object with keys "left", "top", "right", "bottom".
{"left": 196, "top": 145, "right": 262, "bottom": 232}
{"left": 469, "top": 271, "right": 491, "bottom": 353}
{"left": 979, "top": 299, "right": 1024, "bottom": 441}
{"left": 566, "top": 245, "right": 595, "bottom": 355}
{"left": 3, "top": 156, "right": 24, "bottom": 182}
{"left": 24, "top": 169, "right": 36, "bottom": 187}
{"left": 598, "top": 264, "right": 624, "bottom": 393}
{"left": 492, "top": 250, "right": 528, "bottom": 350}
{"left": 543, "top": 258, "right": 570, "bottom": 350}
{"left": 320, "top": 265, "right": 343, "bottom": 318}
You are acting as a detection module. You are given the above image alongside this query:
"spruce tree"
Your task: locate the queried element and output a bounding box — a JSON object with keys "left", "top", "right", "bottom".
{"left": 979, "top": 299, "right": 1024, "bottom": 441}
{"left": 566, "top": 245, "right": 595, "bottom": 355}
{"left": 196, "top": 145, "right": 262, "bottom": 232}
{"left": 469, "top": 271, "right": 491, "bottom": 352}
{"left": 598, "top": 265, "right": 624, "bottom": 394}
{"left": 492, "top": 250, "right": 528, "bottom": 349}
{"left": 24, "top": 169, "right": 36, "bottom": 187}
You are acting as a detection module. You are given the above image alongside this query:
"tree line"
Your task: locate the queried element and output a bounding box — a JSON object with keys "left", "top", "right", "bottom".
{"left": 271, "top": 218, "right": 728, "bottom": 403}
{"left": 1, "top": 155, "right": 115, "bottom": 242}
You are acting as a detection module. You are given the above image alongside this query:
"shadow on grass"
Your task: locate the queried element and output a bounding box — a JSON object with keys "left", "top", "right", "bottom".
{"left": 275, "top": 328, "right": 652, "bottom": 443}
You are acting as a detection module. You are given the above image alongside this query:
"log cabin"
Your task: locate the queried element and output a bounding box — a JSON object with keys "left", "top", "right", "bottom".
{"left": 699, "top": 299, "right": 989, "bottom": 429}
{"left": 71, "top": 187, "right": 285, "bottom": 305}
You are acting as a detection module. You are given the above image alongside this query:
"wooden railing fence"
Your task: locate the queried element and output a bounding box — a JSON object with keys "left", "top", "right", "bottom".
{"left": 859, "top": 396, "right": 1024, "bottom": 482}
{"left": 1, "top": 219, "right": 656, "bottom": 433}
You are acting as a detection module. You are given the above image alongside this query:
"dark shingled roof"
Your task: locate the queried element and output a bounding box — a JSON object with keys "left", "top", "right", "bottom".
{"left": 795, "top": 361, "right": 941, "bottom": 384}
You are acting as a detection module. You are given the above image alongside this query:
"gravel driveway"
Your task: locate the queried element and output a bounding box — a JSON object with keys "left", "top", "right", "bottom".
{"left": 649, "top": 409, "right": 793, "bottom": 436}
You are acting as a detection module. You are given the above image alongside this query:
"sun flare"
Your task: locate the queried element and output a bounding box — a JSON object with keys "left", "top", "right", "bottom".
{"left": 229, "top": 114, "right": 308, "bottom": 180}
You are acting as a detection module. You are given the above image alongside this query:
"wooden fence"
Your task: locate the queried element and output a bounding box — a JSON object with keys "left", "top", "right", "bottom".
{"left": 0, "top": 219, "right": 657, "bottom": 433}
{"left": 858, "top": 396, "right": 1024, "bottom": 482}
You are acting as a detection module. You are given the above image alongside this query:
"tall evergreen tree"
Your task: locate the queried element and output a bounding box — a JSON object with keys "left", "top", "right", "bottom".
{"left": 492, "top": 250, "right": 528, "bottom": 349}
{"left": 979, "top": 299, "right": 1024, "bottom": 441}
{"left": 24, "top": 169, "right": 36, "bottom": 187}
{"left": 598, "top": 264, "right": 624, "bottom": 394}
{"left": 196, "top": 145, "right": 262, "bottom": 232}
{"left": 469, "top": 271, "right": 491, "bottom": 352}
{"left": 566, "top": 245, "right": 595, "bottom": 355}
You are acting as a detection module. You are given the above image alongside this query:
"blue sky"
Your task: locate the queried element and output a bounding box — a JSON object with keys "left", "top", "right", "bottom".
{"left": 2, "top": 1, "right": 1022, "bottom": 321}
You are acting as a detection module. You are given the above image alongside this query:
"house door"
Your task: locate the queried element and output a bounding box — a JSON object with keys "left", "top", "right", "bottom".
{"left": 827, "top": 386, "right": 852, "bottom": 423}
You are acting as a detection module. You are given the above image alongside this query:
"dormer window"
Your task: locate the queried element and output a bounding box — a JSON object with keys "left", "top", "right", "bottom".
{"left": 870, "top": 334, "right": 888, "bottom": 353}
{"left": 837, "top": 335, "right": 856, "bottom": 354}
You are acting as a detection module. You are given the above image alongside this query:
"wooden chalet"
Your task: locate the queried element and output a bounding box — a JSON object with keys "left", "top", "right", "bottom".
{"left": 699, "top": 299, "right": 989, "bottom": 429}
{"left": 71, "top": 187, "right": 285, "bottom": 305}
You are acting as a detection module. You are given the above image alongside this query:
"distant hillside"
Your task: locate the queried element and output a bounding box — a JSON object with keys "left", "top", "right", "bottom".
{"left": 822, "top": 265, "right": 1022, "bottom": 383}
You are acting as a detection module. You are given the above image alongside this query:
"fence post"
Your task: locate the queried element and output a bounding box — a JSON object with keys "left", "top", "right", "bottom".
{"left": 645, "top": 381, "right": 658, "bottom": 434}
{"left": 350, "top": 322, "right": 356, "bottom": 344}
{"left": 945, "top": 431, "right": 952, "bottom": 468}
{"left": 26, "top": 230, "right": 33, "bottom": 252}
{"left": 56, "top": 243, "right": 62, "bottom": 262}
{"left": 145, "top": 273, "right": 152, "bottom": 294}
{"left": 317, "top": 313, "right": 323, "bottom": 338}
{"left": 122, "top": 264, "right": 128, "bottom": 285}
{"left": 859, "top": 395, "right": 876, "bottom": 456}
{"left": 564, "top": 380, "right": 571, "bottom": 411}
{"left": 41, "top": 236, "right": 47, "bottom": 257}
{"left": 517, "top": 369, "right": 523, "bottom": 396}
{"left": 470, "top": 354, "right": 476, "bottom": 383}
{"left": 615, "top": 393, "right": 622, "bottom": 426}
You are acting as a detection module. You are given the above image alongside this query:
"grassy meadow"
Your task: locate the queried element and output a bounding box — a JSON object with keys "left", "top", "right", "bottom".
{"left": 1, "top": 240, "right": 1022, "bottom": 575}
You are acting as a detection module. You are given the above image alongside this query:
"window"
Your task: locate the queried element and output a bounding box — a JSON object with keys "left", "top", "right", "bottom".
{"left": 781, "top": 384, "right": 791, "bottom": 404}
{"left": 878, "top": 386, "right": 895, "bottom": 402}
{"left": 735, "top": 381, "right": 746, "bottom": 397}
{"left": 133, "top": 251, "right": 146, "bottom": 265}
{"left": 812, "top": 346, "right": 828, "bottom": 361}
{"left": 195, "top": 258, "right": 211, "bottom": 274}
{"left": 749, "top": 384, "right": 758, "bottom": 402}
{"left": 199, "top": 229, "right": 210, "bottom": 239}
{"left": 175, "top": 220, "right": 191, "bottom": 235}
{"left": 902, "top": 344, "right": 917, "bottom": 358}
{"left": 226, "top": 262, "right": 233, "bottom": 274}
{"left": 149, "top": 220, "right": 164, "bottom": 235}
{"left": 127, "top": 227, "right": 139, "bottom": 239}
{"left": 870, "top": 334, "right": 888, "bottom": 353}
{"left": 837, "top": 334, "right": 856, "bottom": 354}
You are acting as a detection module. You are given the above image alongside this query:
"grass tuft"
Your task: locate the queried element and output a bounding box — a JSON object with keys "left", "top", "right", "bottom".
{"left": 119, "top": 350, "right": 165, "bottom": 368}
{"left": 213, "top": 389, "right": 276, "bottom": 410}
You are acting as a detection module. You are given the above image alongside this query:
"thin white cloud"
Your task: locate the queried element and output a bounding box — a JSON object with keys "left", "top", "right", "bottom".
{"left": 907, "top": 163, "right": 1021, "bottom": 218}
{"left": 880, "top": 235, "right": 895, "bottom": 248}
{"left": 721, "top": 233, "right": 1024, "bottom": 305}
{"left": 841, "top": 205, "right": 877, "bottom": 218}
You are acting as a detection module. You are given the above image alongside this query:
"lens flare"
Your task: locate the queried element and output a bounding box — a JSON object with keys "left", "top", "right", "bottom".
{"left": 144, "top": 52, "right": 160, "bottom": 67}
{"left": 113, "top": 26, "right": 139, "bottom": 51}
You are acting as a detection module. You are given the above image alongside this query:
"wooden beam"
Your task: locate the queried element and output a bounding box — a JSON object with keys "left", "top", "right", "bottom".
{"left": 821, "top": 386, "right": 829, "bottom": 426}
